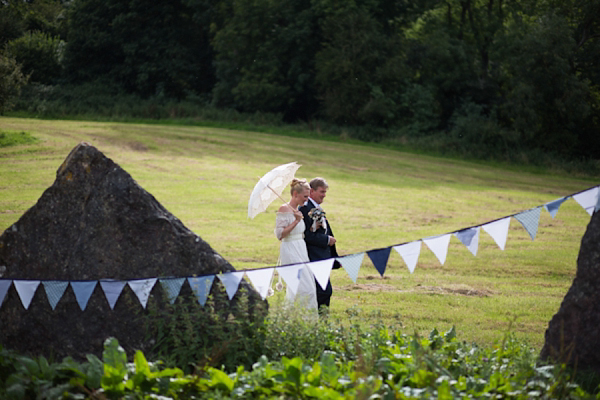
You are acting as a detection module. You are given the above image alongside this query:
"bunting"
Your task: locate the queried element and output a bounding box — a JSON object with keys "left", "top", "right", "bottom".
{"left": 337, "top": 253, "right": 364, "bottom": 283}
{"left": 159, "top": 277, "right": 185, "bottom": 304}
{"left": 128, "top": 278, "right": 157, "bottom": 308}
{"left": 0, "top": 280, "right": 11, "bottom": 306}
{"left": 14, "top": 280, "right": 40, "bottom": 310}
{"left": 1, "top": 184, "right": 599, "bottom": 312}
{"left": 393, "top": 241, "right": 421, "bottom": 273}
{"left": 308, "top": 259, "right": 335, "bottom": 291}
{"left": 188, "top": 276, "right": 215, "bottom": 306}
{"left": 514, "top": 207, "right": 542, "bottom": 240}
{"left": 423, "top": 234, "right": 452, "bottom": 265}
{"left": 246, "top": 268, "right": 275, "bottom": 300}
{"left": 100, "top": 280, "right": 126, "bottom": 310}
{"left": 42, "top": 281, "right": 69, "bottom": 310}
{"left": 71, "top": 281, "right": 97, "bottom": 311}
{"left": 367, "top": 247, "right": 392, "bottom": 277}
{"left": 217, "top": 272, "right": 245, "bottom": 300}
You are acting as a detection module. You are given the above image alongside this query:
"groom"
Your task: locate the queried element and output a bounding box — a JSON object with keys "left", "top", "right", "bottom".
{"left": 300, "top": 177, "right": 340, "bottom": 310}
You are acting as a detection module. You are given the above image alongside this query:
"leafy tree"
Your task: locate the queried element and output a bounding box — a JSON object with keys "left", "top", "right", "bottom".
{"left": 5, "top": 31, "right": 64, "bottom": 84}
{"left": 63, "top": 0, "right": 213, "bottom": 99}
{"left": 0, "top": 55, "right": 29, "bottom": 114}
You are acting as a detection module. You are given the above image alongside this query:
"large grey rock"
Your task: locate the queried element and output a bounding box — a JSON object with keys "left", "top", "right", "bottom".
{"left": 541, "top": 208, "right": 600, "bottom": 371}
{"left": 0, "top": 142, "right": 266, "bottom": 359}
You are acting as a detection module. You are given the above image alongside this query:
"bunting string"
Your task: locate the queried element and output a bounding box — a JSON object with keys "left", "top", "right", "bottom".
{"left": 1, "top": 184, "right": 598, "bottom": 311}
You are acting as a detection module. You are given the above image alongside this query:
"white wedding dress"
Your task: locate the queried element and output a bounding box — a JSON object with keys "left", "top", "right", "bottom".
{"left": 274, "top": 212, "right": 318, "bottom": 311}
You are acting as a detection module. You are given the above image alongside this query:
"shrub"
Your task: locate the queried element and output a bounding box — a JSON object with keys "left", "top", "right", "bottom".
{"left": 0, "top": 54, "right": 28, "bottom": 115}
{"left": 4, "top": 31, "right": 64, "bottom": 84}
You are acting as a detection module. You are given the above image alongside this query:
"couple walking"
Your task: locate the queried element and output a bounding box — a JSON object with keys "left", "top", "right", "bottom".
{"left": 274, "top": 177, "right": 340, "bottom": 311}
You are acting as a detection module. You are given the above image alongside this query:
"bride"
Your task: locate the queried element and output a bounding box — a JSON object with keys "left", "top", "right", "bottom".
{"left": 274, "top": 178, "right": 318, "bottom": 310}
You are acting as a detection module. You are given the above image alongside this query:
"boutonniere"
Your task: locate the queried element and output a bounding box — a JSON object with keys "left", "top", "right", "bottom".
{"left": 308, "top": 208, "right": 326, "bottom": 232}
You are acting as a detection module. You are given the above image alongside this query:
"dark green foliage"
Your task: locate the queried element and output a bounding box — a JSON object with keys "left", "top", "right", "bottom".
{"left": 5, "top": 31, "right": 64, "bottom": 84}
{"left": 0, "top": 55, "right": 28, "bottom": 115}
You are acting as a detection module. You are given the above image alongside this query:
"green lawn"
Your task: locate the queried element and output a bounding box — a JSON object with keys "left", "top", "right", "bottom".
{"left": 0, "top": 117, "right": 596, "bottom": 351}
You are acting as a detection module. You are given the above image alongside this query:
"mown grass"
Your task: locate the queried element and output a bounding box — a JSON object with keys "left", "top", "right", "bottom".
{"left": 0, "top": 117, "right": 596, "bottom": 352}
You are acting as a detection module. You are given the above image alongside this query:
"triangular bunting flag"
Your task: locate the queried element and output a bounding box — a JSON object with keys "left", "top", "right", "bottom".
{"left": 276, "top": 265, "right": 304, "bottom": 295}
{"left": 307, "top": 259, "right": 335, "bottom": 291}
{"left": 217, "top": 272, "right": 245, "bottom": 300}
{"left": 70, "top": 281, "right": 97, "bottom": 311}
{"left": 187, "top": 276, "right": 215, "bottom": 306}
{"left": 14, "top": 280, "right": 40, "bottom": 310}
{"left": 128, "top": 278, "right": 157, "bottom": 308}
{"left": 245, "top": 268, "right": 275, "bottom": 300}
{"left": 455, "top": 227, "right": 480, "bottom": 256}
{"left": 159, "top": 278, "right": 185, "bottom": 304}
{"left": 423, "top": 234, "right": 451, "bottom": 265}
{"left": 393, "top": 241, "right": 421, "bottom": 273}
{"left": 367, "top": 247, "right": 392, "bottom": 277}
{"left": 100, "top": 280, "right": 126, "bottom": 310}
{"left": 336, "top": 253, "right": 364, "bottom": 283}
{"left": 0, "top": 280, "right": 12, "bottom": 306}
{"left": 42, "top": 281, "right": 69, "bottom": 310}
{"left": 514, "top": 207, "right": 541, "bottom": 240}
{"left": 544, "top": 197, "right": 568, "bottom": 218}
{"left": 482, "top": 217, "right": 511, "bottom": 250}
{"left": 573, "top": 187, "right": 599, "bottom": 216}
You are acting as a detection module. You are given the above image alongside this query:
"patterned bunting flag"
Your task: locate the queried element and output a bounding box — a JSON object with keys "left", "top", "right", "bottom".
{"left": 367, "top": 247, "right": 392, "bottom": 277}
{"left": 14, "top": 280, "right": 40, "bottom": 310}
{"left": 423, "top": 234, "right": 451, "bottom": 265}
{"left": 128, "top": 278, "right": 157, "bottom": 308}
{"left": 188, "top": 276, "right": 215, "bottom": 306}
{"left": 455, "top": 227, "right": 480, "bottom": 256}
{"left": 393, "top": 241, "right": 421, "bottom": 273}
{"left": 573, "top": 187, "right": 599, "bottom": 216}
{"left": 217, "top": 272, "right": 245, "bottom": 300}
{"left": 336, "top": 253, "right": 364, "bottom": 283}
{"left": 276, "top": 265, "right": 304, "bottom": 295}
{"left": 0, "top": 280, "right": 11, "bottom": 306}
{"left": 544, "top": 197, "right": 568, "bottom": 218}
{"left": 307, "top": 259, "right": 335, "bottom": 291}
{"left": 159, "top": 277, "right": 185, "bottom": 304}
{"left": 100, "top": 280, "right": 126, "bottom": 310}
{"left": 481, "top": 217, "right": 510, "bottom": 250}
{"left": 245, "top": 268, "right": 275, "bottom": 300}
{"left": 42, "top": 281, "right": 69, "bottom": 310}
{"left": 514, "top": 207, "right": 541, "bottom": 240}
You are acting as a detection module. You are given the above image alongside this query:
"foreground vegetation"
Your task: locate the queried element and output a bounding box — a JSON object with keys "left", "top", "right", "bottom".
{"left": 0, "top": 305, "right": 594, "bottom": 399}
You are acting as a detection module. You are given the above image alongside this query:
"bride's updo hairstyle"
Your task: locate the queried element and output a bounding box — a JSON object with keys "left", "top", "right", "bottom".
{"left": 290, "top": 178, "right": 310, "bottom": 195}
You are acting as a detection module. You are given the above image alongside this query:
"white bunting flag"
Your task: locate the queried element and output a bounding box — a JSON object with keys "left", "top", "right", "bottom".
{"left": 393, "top": 241, "right": 421, "bottom": 273}
{"left": 544, "top": 197, "right": 568, "bottom": 218}
{"left": 276, "top": 264, "right": 304, "bottom": 295}
{"left": 128, "top": 278, "right": 157, "bottom": 308}
{"left": 245, "top": 268, "right": 275, "bottom": 300}
{"left": 100, "top": 280, "right": 126, "bottom": 310}
{"left": 573, "top": 187, "right": 599, "bottom": 216}
{"left": 307, "top": 259, "right": 335, "bottom": 291}
{"left": 481, "top": 217, "right": 511, "bottom": 250}
{"left": 217, "top": 272, "right": 245, "bottom": 300}
{"left": 455, "top": 227, "right": 480, "bottom": 256}
{"left": 188, "top": 276, "right": 215, "bottom": 306}
{"left": 71, "top": 281, "right": 97, "bottom": 310}
{"left": 14, "top": 280, "right": 40, "bottom": 310}
{"left": 514, "top": 207, "right": 541, "bottom": 240}
{"left": 42, "top": 281, "right": 69, "bottom": 310}
{"left": 423, "top": 234, "right": 451, "bottom": 265}
{"left": 0, "top": 280, "right": 12, "bottom": 306}
{"left": 159, "top": 278, "right": 185, "bottom": 304}
{"left": 336, "top": 253, "right": 365, "bottom": 283}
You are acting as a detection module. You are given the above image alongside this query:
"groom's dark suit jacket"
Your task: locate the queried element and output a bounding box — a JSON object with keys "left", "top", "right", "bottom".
{"left": 299, "top": 198, "right": 340, "bottom": 308}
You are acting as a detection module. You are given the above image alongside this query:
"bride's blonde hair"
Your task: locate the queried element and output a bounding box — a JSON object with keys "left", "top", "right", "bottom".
{"left": 290, "top": 178, "right": 310, "bottom": 195}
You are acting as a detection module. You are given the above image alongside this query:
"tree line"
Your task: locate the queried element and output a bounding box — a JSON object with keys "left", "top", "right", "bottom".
{"left": 1, "top": 0, "right": 599, "bottom": 162}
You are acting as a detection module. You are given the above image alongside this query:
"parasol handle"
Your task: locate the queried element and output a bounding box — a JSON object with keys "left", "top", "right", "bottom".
{"left": 261, "top": 178, "right": 295, "bottom": 212}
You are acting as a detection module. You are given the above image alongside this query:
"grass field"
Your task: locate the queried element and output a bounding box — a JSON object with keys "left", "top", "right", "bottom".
{"left": 0, "top": 117, "right": 597, "bottom": 352}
